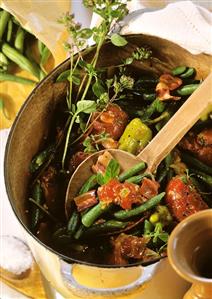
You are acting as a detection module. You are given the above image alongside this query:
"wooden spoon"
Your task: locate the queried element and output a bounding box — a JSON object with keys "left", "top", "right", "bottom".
{"left": 65, "top": 73, "right": 212, "bottom": 217}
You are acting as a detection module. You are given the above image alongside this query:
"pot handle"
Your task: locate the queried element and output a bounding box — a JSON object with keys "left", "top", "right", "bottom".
{"left": 60, "top": 259, "right": 158, "bottom": 297}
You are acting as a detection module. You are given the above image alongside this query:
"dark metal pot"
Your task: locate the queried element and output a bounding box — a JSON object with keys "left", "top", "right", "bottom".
{"left": 4, "top": 34, "right": 211, "bottom": 298}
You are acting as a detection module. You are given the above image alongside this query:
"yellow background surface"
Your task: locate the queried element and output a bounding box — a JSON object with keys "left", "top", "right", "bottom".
{"left": 0, "top": 0, "right": 70, "bottom": 129}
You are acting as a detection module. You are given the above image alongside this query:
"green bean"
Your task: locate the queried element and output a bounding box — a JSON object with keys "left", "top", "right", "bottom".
{"left": 125, "top": 173, "right": 152, "bottom": 184}
{"left": 114, "top": 192, "right": 165, "bottom": 220}
{"left": 82, "top": 201, "right": 111, "bottom": 227}
{"left": 0, "top": 10, "right": 10, "bottom": 40}
{"left": 38, "top": 40, "right": 45, "bottom": 55}
{"left": 119, "top": 161, "right": 146, "bottom": 182}
{"left": 1, "top": 42, "right": 43, "bottom": 79}
{"left": 0, "top": 52, "right": 8, "bottom": 67}
{"left": 177, "top": 84, "right": 200, "bottom": 96}
{"left": 79, "top": 174, "right": 97, "bottom": 195}
{"left": 67, "top": 210, "right": 80, "bottom": 236}
{"left": 82, "top": 220, "right": 128, "bottom": 237}
{"left": 190, "top": 177, "right": 211, "bottom": 207}
{"left": 14, "top": 27, "right": 25, "bottom": 53}
{"left": 29, "top": 144, "right": 54, "bottom": 173}
{"left": 143, "top": 219, "right": 153, "bottom": 235}
{"left": 181, "top": 152, "right": 212, "bottom": 175}
{"left": 6, "top": 18, "right": 13, "bottom": 42}
{"left": 30, "top": 182, "right": 43, "bottom": 229}
{"left": 40, "top": 45, "right": 51, "bottom": 66}
{"left": 180, "top": 67, "right": 195, "bottom": 78}
{"left": 158, "top": 168, "right": 168, "bottom": 183}
{"left": 74, "top": 224, "right": 86, "bottom": 240}
{"left": 171, "top": 66, "right": 187, "bottom": 76}
{"left": 192, "top": 170, "right": 212, "bottom": 191}
{"left": 0, "top": 72, "right": 37, "bottom": 84}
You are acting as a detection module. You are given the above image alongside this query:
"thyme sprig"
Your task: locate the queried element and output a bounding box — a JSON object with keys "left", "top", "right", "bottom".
{"left": 60, "top": 0, "right": 130, "bottom": 169}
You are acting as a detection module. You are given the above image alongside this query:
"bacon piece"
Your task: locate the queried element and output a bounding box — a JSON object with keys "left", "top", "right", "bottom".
{"left": 140, "top": 178, "right": 160, "bottom": 200}
{"left": 101, "top": 137, "right": 118, "bottom": 149}
{"left": 159, "top": 74, "right": 182, "bottom": 90}
{"left": 179, "top": 128, "right": 212, "bottom": 166}
{"left": 92, "top": 151, "right": 113, "bottom": 174}
{"left": 165, "top": 176, "right": 208, "bottom": 221}
{"left": 74, "top": 190, "right": 98, "bottom": 212}
{"left": 156, "top": 74, "right": 182, "bottom": 101}
{"left": 92, "top": 104, "right": 128, "bottom": 140}
{"left": 156, "top": 82, "right": 181, "bottom": 101}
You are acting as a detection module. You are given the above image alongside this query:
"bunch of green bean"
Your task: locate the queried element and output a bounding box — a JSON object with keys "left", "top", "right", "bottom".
{"left": 62, "top": 162, "right": 165, "bottom": 241}
{"left": 0, "top": 8, "right": 51, "bottom": 84}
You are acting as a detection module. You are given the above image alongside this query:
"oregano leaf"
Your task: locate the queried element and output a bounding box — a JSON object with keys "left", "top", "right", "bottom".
{"left": 76, "top": 100, "right": 96, "bottom": 114}
{"left": 111, "top": 33, "right": 128, "bottom": 47}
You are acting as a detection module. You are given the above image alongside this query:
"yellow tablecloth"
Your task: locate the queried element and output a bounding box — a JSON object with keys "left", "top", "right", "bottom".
{"left": 0, "top": 0, "right": 70, "bottom": 129}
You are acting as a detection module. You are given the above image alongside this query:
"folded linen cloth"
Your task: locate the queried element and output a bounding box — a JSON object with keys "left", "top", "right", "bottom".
{"left": 91, "top": 0, "right": 212, "bottom": 55}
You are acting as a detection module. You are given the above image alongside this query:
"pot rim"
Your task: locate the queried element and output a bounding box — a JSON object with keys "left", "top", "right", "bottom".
{"left": 4, "top": 35, "right": 164, "bottom": 268}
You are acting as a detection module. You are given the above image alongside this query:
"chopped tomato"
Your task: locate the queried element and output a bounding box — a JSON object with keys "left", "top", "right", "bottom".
{"left": 165, "top": 176, "right": 208, "bottom": 221}
{"left": 140, "top": 178, "right": 160, "bottom": 200}
{"left": 97, "top": 179, "right": 142, "bottom": 209}
{"left": 92, "top": 104, "right": 128, "bottom": 140}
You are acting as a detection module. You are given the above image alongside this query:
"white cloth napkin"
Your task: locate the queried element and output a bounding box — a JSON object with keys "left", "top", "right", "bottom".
{"left": 121, "top": 1, "right": 212, "bottom": 55}
{"left": 90, "top": 1, "right": 212, "bottom": 55}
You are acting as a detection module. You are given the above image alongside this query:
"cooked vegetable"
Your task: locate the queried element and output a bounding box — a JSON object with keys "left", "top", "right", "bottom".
{"left": 177, "top": 83, "right": 200, "bottom": 96}
{"left": 82, "top": 201, "right": 111, "bottom": 228}
{"left": 79, "top": 174, "right": 97, "bottom": 195}
{"left": 67, "top": 210, "right": 80, "bottom": 236}
{"left": 29, "top": 181, "right": 43, "bottom": 229}
{"left": 119, "top": 118, "right": 152, "bottom": 154}
{"left": 14, "top": 27, "right": 25, "bottom": 53}
{"left": 165, "top": 176, "right": 208, "bottom": 221}
{"left": 0, "top": 10, "right": 10, "bottom": 40}
{"left": 181, "top": 152, "right": 212, "bottom": 175}
{"left": 114, "top": 192, "right": 165, "bottom": 220}
{"left": 171, "top": 66, "right": 187, "bottom": 76}
{"left": 119, "top": 161, "right": 146, "bottom": 182}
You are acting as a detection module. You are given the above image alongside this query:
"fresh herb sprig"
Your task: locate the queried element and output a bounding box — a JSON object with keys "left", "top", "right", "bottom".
{"left": 60, "top": 0, "right": 130, "bottom": 169}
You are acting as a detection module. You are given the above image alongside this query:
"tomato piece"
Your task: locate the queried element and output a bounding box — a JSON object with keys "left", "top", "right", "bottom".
{"left": 97, "top": 179, "right": 142, "bottom": 209}
{"left": 165, "top": 176, "right": 208, "bottom": 221}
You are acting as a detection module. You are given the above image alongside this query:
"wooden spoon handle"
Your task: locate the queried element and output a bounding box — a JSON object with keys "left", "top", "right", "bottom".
{"left": 137, "top": 73, "right": 212, "bottom": 172}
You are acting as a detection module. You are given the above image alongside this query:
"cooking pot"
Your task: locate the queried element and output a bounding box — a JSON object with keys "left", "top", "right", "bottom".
{"left": 4, "top": 34, "right": 211, "bottom": 298}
